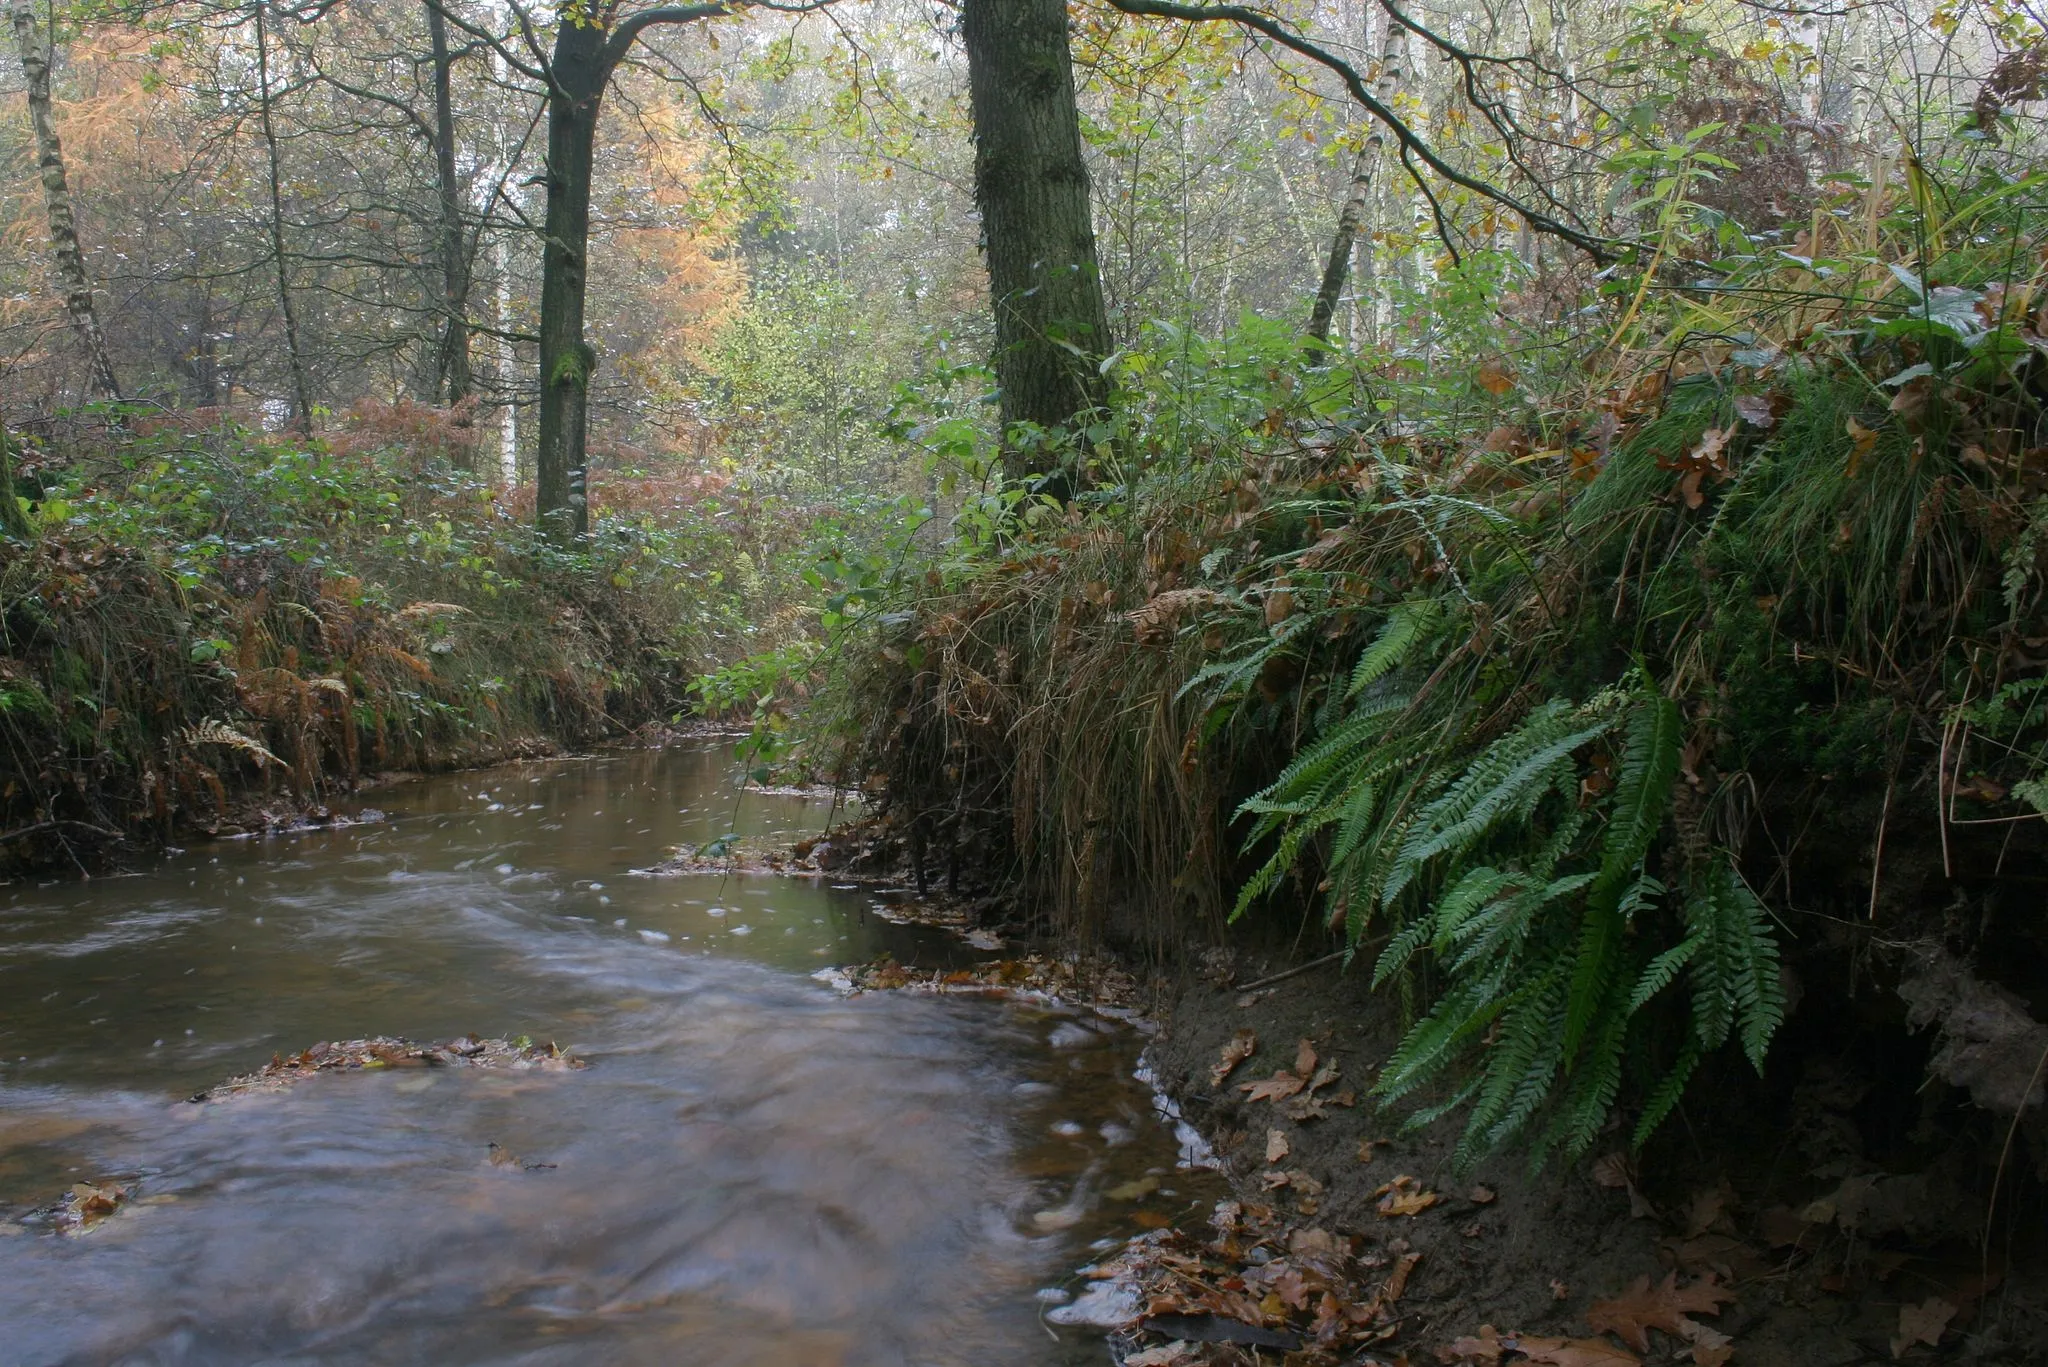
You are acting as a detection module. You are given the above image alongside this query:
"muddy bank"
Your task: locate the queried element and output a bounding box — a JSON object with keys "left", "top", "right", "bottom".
{"left": 1136, "top": 949, "right": 2048, "bottom": 1366}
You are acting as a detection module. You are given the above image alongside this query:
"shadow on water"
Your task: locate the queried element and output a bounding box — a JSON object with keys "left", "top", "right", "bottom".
{"left": 0, "top": 743, "right": 1221, "bottom": 1366}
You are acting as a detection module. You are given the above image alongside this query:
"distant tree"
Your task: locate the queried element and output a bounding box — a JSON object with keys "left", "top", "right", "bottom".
{"left": 435, "top": 0, "right": 766, "bottom": 543}
{"left": 11, "top": 0, "right": 119, "bottom": 401}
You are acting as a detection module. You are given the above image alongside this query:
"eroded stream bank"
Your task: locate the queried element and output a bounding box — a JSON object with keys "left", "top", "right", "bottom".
{"left": 0, "top": 743, "right": 1221, "bottom": 1366}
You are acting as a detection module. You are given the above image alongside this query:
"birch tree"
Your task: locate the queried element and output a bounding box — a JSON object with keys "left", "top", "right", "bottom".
{"left": 11, "top": 0, "right": 118, "bottom": 401}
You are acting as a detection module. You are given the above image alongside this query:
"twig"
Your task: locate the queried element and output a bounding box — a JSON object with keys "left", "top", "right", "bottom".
{"left": 1235, "top": 948, "right": 1350, "bottom": 994}
{"left": 1869, "top": 769, "right": 1894, "bottom": 921}
{"left": 0, "top": 818, "right": 121, "bottom": 844}
{"left": 1982, "top": 1039, "right": 2048, "bottom": 1283}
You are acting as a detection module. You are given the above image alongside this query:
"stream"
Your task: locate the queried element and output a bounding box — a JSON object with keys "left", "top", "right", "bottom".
{"left": 0, "top": 743, "right": 1220, "bottom": 1365}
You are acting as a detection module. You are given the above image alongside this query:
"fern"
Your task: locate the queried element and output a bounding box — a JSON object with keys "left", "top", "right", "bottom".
{"left": 1382, "top": 701, "right": 1613, "bottom": 906}
{"left": 1685, "top": 862, "right": 1786, "bottom": 1070}
{"left": 1631, "top": 1039, "right": 1703, "bottom": 1149}
{"left": 1228, "top": 656, "right": 1784, "bottom": 1169}
{"left": 1347, "top": 598, "right": 1443, "bottom": 698}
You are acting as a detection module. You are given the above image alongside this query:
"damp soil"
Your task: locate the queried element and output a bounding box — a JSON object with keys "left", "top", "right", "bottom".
{"left": 1140, "top": 950, "right": 2048, "bottom": 1366}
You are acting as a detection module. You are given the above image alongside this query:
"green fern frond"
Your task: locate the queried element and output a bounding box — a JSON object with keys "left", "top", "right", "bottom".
{"left": 1631, "top": 1038, "right": 1703, "bottom": 1149}
{"left": 1593, "top": 692, "right": 1682, "bottom": 907}
{"left": 1684, "top": 860, "right": 1785, "bottom": 1070}
{"left": 1347, "top": 597, "right": 1444, "bottom": 698}
{"left": 1628, "top": 926, "right": 1698, "bottom": 1013}
{"left": 1382, "top": 702, "right": 1611, "bottom": 906}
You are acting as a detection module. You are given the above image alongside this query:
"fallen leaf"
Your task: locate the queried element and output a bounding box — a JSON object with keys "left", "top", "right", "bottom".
{"left": 1439, "top": 1324, "right": 1505, "bottom": 1364}
{"left": 1241, "top": 1070, "right": 1307, "bottom": 1103}
{"left": 1680, "top": 1316, "right": 1735, "bottom": 1366}
{"left": 1733, "top": 393, "right": 1776, "bottom": 428}
{"left": 1468, "top": 1184, "right": 1497, "bottom": 1205}
{"left": 1376, "top": 1175, "right": 1440, "bottom": 1218}
{"left": 1476, "top": 359, "right": 1517, "bottom": 396}
{"left": 1280, "top": 1093, "right": 1328, "bottom": 1123}
{"left": 1513, "top": 1335, "right": 1641, "bottom": 1367}
{"left": 1891, "top": 1297, "right": 1957, "bottom": 1358}
{"left": 1358, "top": 1137, "right": 1385, "bottom": 1163}
{"left": 1123, "top": 1344, "right": 1197, "bottom": 1367}
{"left": 1589, "top": 1152, "right": 1659, "bottom": 1219}
{"left": 1587, "top": 1273, "right": 1734, "bottom": 1353}
{"left": 1683, "top": 1187, "right": 1728, "bottom": 1237}
{"left": 1294, "top": 1038, "right": 1319, "bottom": 1077}
{"left": 1107, "top": 1174, "right": 1160, "bottom": 1201}
{"left": 1211, "top": 1029, "right": 1257, "bottom": 1087}
{"left": 1385, "top": 1250, "right": 1424, "bottom": 1301}
{"left": 58, "top": 1180, "right": 128, "bottom": 1234}
{"left": 1756, "top": 1205, "right": 1821, "bottom": 1248}
{"left": 1590, "top": 1153, "right": 1632, "bottom": 1188}
{"left": 1266, "top": 1128, "right": 1290, "bottom": 1164}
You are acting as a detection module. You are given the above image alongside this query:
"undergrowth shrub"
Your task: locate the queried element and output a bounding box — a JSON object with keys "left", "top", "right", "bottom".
{"left": 795, "top": 151, "right": 2048, "bottom": 1167}
{"left": 0, "top": 411, "right": 831, "bottom": 869}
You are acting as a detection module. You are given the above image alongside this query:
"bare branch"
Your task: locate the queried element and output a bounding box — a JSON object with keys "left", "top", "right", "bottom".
{"left": 1100, "top": 0, "right": 1617, "bottom": 260}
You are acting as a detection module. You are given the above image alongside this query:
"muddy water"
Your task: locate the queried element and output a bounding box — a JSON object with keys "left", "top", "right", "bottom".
{"left": 0, "top": 745, "right": 1219, "bottom": 1366}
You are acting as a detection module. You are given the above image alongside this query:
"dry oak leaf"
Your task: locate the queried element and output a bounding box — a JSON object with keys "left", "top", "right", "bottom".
{"left": 1514, "top": 1335, "right": 1641, "bottom": 1367}
{"left": 1586, "top": 1273, "right": 1733, "bottom": 1353}
{"left": 1683, "top": 1318, "right": 1735, "bottom": 1367}
{"left": 1890, "top": 1297, "right": 1957, "bottom": 1358}
{"left": 1239, "top": 1045, "right": 1319, "bottom": 1105}
{"left": 1468, "top": 1184, "right": 1498, "bottom": 1205}
{"left": 1438, "top": 1324, "right": 1505, "bottom": 1364}
{"left": 1375, "top": 1174, "right": 1440, "bottom": 1218}
{"left": 1211, "top": 1028, "right": 1257, "bottom": 1088}
{"left": 1266, "top": 1128, "right": 1291, "bottom": 1164}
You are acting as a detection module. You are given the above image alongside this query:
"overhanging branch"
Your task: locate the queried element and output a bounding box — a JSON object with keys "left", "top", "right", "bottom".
{"left": 1100, "top": 0, "right": 1617, "bottom": 261}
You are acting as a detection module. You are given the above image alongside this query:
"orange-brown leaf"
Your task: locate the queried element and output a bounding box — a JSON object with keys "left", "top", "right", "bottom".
{"left": 1514, "top": 1335, "right": 1640, "bottom": 1367}
{"left": 1211, "top": 1028, "right": 1257, "bottom": 1087}
{"left": 1586, "top": 1273, "right": 1733, "bottom": 1353}
{"left": 1240, "top": 1070, "right": 1306, "bottom": 1103}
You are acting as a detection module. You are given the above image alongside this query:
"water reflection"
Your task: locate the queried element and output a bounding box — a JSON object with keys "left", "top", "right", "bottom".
{"left": 0, "top": 745, "right": 1218, "bottom": 1365}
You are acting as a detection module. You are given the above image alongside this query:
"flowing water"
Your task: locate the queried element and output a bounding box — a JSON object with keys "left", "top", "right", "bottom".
{"left": 0, "top": 744, "right": 1220, "bottom": 1366}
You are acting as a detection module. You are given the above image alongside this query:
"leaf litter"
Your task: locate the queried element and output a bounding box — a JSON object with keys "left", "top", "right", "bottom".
{"left": 1072, "top": 1198, "right": 1421, "bottom": 1365}
{"left": 190, "top": 1034, "right": 582, "bottom": 1102}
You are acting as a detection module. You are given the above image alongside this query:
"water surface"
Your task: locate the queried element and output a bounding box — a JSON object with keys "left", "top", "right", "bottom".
{"left": 0, "top": 744, "right": 1216, "bottom": 1365}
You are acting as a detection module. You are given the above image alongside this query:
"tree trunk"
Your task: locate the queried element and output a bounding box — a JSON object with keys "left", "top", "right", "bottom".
{"left": 533, "top": 18, "right": 603, "bottom": 545}
{"left": 960, "top": 0, "right": 1112, "bottom": 482}
{"left": 1305, "top": 13, "right": 1407, "bottom": 357}
{"left": 254, "top": 4, "right": 314, "bottom": 435}
{"left": 496, "top": 233, "right": 518, "bottom": 485}
{"left": 11, "top": 1, "right": 118, "bottom": 402}
{"left": 427, "top": 0, "right": 472, "bottom": 413}
{"left": 0, "top": 423, "right": 34, "bottom": 541}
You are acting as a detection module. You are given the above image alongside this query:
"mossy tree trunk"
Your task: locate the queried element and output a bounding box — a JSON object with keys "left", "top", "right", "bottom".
{"left": 427, "top": 0, "right": 473, "bottom": 417}
{"left": 960, "top": 0, "right": 1112, "bottom": 484}
{"left": 534, "top": 18, "right": 603, "bottom": 544}
{"left": 531, "top": 3, "right": 728, "bottom": 545}
{"left": 0, "top": 424, "right": 34, "bottom": 541}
